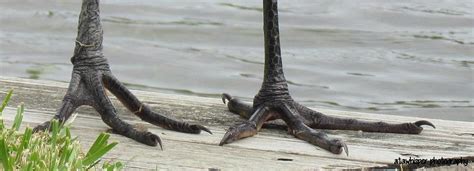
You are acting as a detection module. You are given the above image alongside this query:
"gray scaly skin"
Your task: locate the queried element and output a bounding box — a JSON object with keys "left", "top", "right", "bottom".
{"left": 33, "top": 0, "right": 211, "bottom": 149}
{"left": 220, "top": 0, "right": 435, "bottom": 155}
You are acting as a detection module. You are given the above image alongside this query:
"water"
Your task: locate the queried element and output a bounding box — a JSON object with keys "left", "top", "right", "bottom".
{"left": 1, "top": 0, "right": 473, "bottom": 122}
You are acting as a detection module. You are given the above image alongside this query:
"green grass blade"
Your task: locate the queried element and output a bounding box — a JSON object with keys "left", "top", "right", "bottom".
{"left": 50, "top": 119, "right": 59, "bottom": 149}
{"left": 0, "top": 139, "right": 13, "bottom": 171}
{"left": 83, "top": 142, "right": 118, "bottom": 166}
{"left": 0, "top": 90, "right": 13, "bottom": 114}
{"left": 0, "top": 117, "right": 3, "bottom": 130}
{"left": 65, "top": 127, "right": 71, "bottom": 138}
{"left": 26, "top": 162, "right": 33, "bottom": 171}
{"left": 21, "top": 127, "right": 33, "bottom": 148}
{"left": 84, "top": 132, "right": 120, "bottom": 167}
{"left": 87, "top": 159, "right": 102, "bottom": 170}
{"left": 58, "top": 138, "right": 71, "bottom": 167}
{"left": 67, "top": 147, "right": 77, "bottom": 168}
{"left": 0, "top": 90, "right": 123, "bottom": 170}
{"left": 15, "top": 127, "right": 33, "bottom": 163}
{"left": 48, "top": 154, "right": 57, "bottom": 171}
{"left": 12, "top": 103, "right": 24, "bottom": 131}
{"left": 0, "top": 90, "right": 13, "bottom": 129}
{"left": 86, "top": 133, "right": 110, "bottom": 157}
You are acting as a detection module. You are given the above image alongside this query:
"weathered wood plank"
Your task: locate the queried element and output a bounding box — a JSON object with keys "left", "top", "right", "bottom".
{"left": 0, "top": 76, "right": 473, "bottom": 170}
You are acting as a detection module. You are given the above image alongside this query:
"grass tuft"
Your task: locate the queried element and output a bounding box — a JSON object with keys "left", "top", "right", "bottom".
{"left": 0, "top": 90, "right": 123, "bottom": 170}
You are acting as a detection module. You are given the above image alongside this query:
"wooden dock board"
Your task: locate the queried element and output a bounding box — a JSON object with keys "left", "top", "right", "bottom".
{"left": 0, "top": 76, "right": 473, "bottom": 170}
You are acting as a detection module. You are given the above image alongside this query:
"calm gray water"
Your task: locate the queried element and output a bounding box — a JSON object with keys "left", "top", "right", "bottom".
{"left": 1, "top": 0, "right": 473, "bottom": 121}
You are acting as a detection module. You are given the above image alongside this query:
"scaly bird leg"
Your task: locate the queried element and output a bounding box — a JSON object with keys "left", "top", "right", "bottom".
{"left": 33, "top": 0, "right": 210, "bottom": 148}
{"left": 220, "top": 0, "right": 434, "bottom": 155}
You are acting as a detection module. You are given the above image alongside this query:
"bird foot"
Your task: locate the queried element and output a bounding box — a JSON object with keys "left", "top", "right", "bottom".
{"left": 221, "top": 92, "right": 435, "bottom": 155}
{"left": 34, "top": 65, "right": 210, "bottom": 148}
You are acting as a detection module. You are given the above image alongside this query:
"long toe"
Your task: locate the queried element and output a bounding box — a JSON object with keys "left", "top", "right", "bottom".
{"left": 219, "top": 122, "right": 257, "bottom": 146}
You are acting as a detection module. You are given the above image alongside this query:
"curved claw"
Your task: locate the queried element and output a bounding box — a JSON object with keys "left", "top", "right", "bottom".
{"left": 414, "top": 120, "right": 436, "bottom": 129}
{"left": 219, "top": 130, "right": 235, "bottom": 146}
{"left": 329, "top": 139, "right": 349, "bottom": 156}
{"left": 342, "top": 142, "right": 349, "bottom": 156}
{"left": 222, "top": 93, "right": 233, "bottom": 104}
{"left": 155, "top": 134, "right": 163, "bottom": 150}
{"left": 144, "top": 132, "right": 163, "bottom": 150}
{"left": 192, "top": 124, "right": 213, "bottom": 134}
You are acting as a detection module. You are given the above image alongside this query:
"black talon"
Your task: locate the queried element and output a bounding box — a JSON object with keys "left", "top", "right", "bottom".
{"left": 414, "top": 120, "right": 436, "bottom": 129}
{"left": 194, "top": 125, "right": 213, "bottom": 134}
{"left": 146, "top": 132, "right": 163, "bottom": 150}
{"left": 155, "top": 134, "right": 163, "bottom": 150}
{"left": 222, "top": 93, "right": 232, "bottom": 104}
{"left": 342, "top": 142, "right": 349, "bottom": 156}
{"left": 219, "top": 130, "right": 234, "bottom": 146}
{"left": 219, "top": 124, "right": 242, "bottom": 146}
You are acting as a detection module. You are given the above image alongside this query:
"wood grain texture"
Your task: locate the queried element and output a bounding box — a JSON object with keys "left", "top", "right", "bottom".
{"left": 0, "top": 76, "right": 472, "bottom": 170}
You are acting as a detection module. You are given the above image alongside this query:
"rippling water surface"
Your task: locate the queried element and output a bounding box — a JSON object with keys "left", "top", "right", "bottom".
{"left": 1, "top": 0, "right": 473, "bottom": 121}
